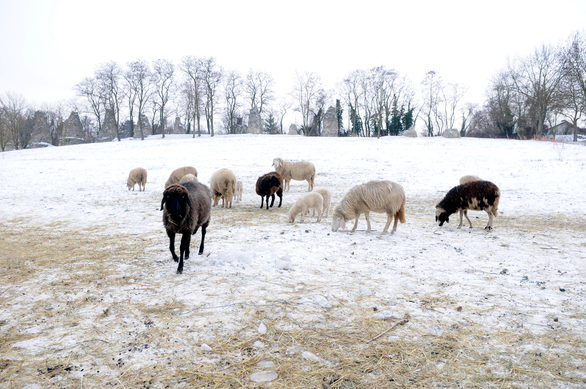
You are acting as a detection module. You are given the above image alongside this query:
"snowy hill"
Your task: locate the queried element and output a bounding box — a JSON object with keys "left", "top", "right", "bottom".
{"left": 0, "top": 135, "right": 584, "bottom": 387}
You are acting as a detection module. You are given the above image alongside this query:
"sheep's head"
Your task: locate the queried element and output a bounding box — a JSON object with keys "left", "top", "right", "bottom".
{"left": 126, "top": 177, "right": 133, "bottom": 190}
{"left": 435, "top": 206, "right": 449, "bottom": 226}
{"left": 272, "top": 158, "right": 283, "bottom": 170}
{"left": 161, "top": 184, "right": 191, "bottom": 223}
{"left": 331, "top": 206, "right": 346, "bottom": 232}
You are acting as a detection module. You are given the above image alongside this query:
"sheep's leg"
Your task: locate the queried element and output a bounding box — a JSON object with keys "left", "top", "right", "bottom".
{"left": 198, "top": 221, "right": 209, "bottom": 255}
{"left": 461, "top": 210, "right": 473, "bottom": 228}
{"left": 316, "top": 206, "right": 322, "bottom": 222}
{"left": 277, "top": 188, "right": 283, "bottom": 207}
{"left": 485, "top": 211, "right": 493, "bottom": 230}
{"left": 167, "top": 230, "right": 179, "bottom": 262}
{"left": 269, "top": 194, "right": 275, "bottom": 208}
{"left": 365, "top": 212, "right": 372, "bottom": 232}
{"left": 391, "top": 213, "right": 399, "bottom": 234}
{"left": 351, "top": 216, "right": 359, "bottom": 232}
{"left": 177, "top": 233, "right": 191, "bottom": 274}
{"left": 260, "top": 196, "right": 264, "bottom": 209}
{"left": 382, "top": 213, "right": 392, "bottom": 234}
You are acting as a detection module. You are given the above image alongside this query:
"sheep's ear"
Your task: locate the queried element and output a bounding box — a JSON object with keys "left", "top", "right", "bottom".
{"left": 160, "top": 194, "right": 166, "bottom": 211}
{"left": 446, "top": 217, "right": 449, "bottom": 223}
{"left": 435, "top": 216, "right": 438, "bottom": 222}
{"left": 184, "top": 194, "right": 191, "bottom": 208}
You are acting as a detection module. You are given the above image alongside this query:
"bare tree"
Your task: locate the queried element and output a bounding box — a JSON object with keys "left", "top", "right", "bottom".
{"left": 421, "top": 70, "right": 442, "bottom": 136}
{"left": 152, "top": 59, "right": 175, "bottom": 138}
{"left": 562, "top": 32, "right": 586, "bottom": 141}
{"left": 509, "top": 45, "right": 566, "bottom": 137}
{"left": 343, "top": 70, "right": 366, "bottom": 136}
{"left": 0, "top": 93, "right": 28, "bottom": 150}
{"left": 224, "top": 71, "right": 242, "bottom": 134}
{"left": 181, "top": 56, "right": 205, "bottom": 137}
{"left": 245, "top": 71, "right": 273, "bottom": 117}
{"left": 294, "top": 72, "right": 324, "bottom": 135}
{"left": 125, "top": 60, "right": 152, "bottom": 140}
{"left": 96, "top": 62, "right": 124, "bottom": 141}
{"left": 75, "top": 76, "right": 105, "bottom": 138}
{"left": 277, "top": 102, "right": 289, "bottom": 134}
{"left": 201, "top": 57, "right": 222, "bottom": 137}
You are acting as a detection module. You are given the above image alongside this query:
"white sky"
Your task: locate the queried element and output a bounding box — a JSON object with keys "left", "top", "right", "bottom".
{"left": 1, "top": 0, "right": 585, "bottom": 108}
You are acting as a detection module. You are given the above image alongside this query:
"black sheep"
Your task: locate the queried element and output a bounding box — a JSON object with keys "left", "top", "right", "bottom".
{"left": 255, "top": 171, "right": 283, "bottom": 210}
{"left": 161, "top": 181, "right": 211, "bottom": 274}
{"left": 435, "top": 180, "right": 500, "bottom": 230}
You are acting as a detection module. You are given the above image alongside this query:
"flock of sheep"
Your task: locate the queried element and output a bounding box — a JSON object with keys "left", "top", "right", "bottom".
{"left": 127, "top": 159, "right": 501, "bottom": 274}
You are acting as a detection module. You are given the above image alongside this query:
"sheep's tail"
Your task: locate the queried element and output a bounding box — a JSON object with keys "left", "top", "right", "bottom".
{"left": 492, "top": 192, "right": 500, "bottom": 217}
{"left": 397, "top": 198, "right": 406, "bottom": 224}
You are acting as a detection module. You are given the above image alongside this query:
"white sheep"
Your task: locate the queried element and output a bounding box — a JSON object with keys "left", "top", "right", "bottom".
{"left": 305, "top": 188, "right": 332, "bottom": 218}
{"left": 165, "top": 166, "right": 198, "bottom": 188}
{"left": 235, "top": 180, "right": 243, "bottom": 202}
{"left": 209, "top": 168, "right": 237, "bottom": 208}
{"left": 127, "top": 167, "right": 147, "bottom": 191}
{"left": 179, "top": 174, "right": 198, "bottom": 184}
{"left": 288, "top": 192, "right": 324, "bottom": 223}
{"left": 458, "top": 175, "right": 482, "bottom": 227}
{"left": 272, "top": 157, "right": 316, "bottom": 191}
{"left": 332, "top": 180, "right": 406, "bottom": 235}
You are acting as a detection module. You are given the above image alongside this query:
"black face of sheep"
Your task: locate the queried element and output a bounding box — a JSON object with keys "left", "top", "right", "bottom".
{"left": 161, "top": 192, "right": 190, "bottom": 225}
{"left": 435, "top": 210, "right": 450, "bottom": 226}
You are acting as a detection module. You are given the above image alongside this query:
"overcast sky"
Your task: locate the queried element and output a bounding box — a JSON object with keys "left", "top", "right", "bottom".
{"left": 1, "top": 0, "right": 585, "bottom": 108}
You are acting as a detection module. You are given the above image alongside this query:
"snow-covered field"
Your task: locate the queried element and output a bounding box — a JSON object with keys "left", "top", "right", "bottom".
{"left": 0, "top": 134, "right": 584, "bottom": 387}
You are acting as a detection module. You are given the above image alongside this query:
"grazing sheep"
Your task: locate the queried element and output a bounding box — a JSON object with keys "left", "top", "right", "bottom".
{"left": 209, "top": 168, "right": 237, "bottom": 208}
{"left": 312, "top": 188, "right": 331, "bottom": 218}
{"left": 235, "top": 180, "right": 243, "bottom": 202}
{"left": 256, "top": 171, "right": 283, "bottom": 210}
{"left": 458, "top": 175, "right": 482, "bottom": 227}
{"left": 272, "top": 157, "right": 316, "bottom": 191}
{"left": 435, "top": 180, "right": 500, "bottom": 230}
{"left": 332, "top": 180, "right": 406, "bottom": 235}
{"left": 459, "top": 175, "right": 481, "bottom": 185}
{"left": 289, "top": 192, "right": 324, "bottom": 223}
{"left": 165, "top": 166, "right": 198, "bottom": 188}
{"left": 127, "top": 167, "right": 147, "bottom": 191}
{"left": 161, "top": 181, "right": 211, "bottom": 274}
{"left": 179, "top": 174, "right": 198, "bottom": 184}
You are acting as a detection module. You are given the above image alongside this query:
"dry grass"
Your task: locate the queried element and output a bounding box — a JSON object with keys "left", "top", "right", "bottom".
{"left": 0, "top": 197, "right": 584, "bottom": 388}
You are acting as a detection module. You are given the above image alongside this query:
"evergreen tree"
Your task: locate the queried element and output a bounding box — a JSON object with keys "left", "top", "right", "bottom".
{"left": 402, "top": 105, "right": 414, "bottom": 133}
{"left": 336, "top": 99, "right": 346, "bottom": 136}
{"left": 263, "top": 112, "right": 279, "bottom": 134}
{"left": 349, "top": 104, "right": 363, "bottom": 136}
{"left": 389, "top": 100, "right": 402, "bottom": 135}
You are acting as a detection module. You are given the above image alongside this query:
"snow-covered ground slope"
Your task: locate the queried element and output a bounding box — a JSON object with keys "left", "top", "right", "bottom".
{"left": 0, "top": 135, "right": 584, "bottom": 387}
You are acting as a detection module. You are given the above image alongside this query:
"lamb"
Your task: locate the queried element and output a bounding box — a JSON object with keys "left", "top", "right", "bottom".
{"left": 165, "top": 166, "right": 198, "bottom": 188}
{"left": 127, "top": 167, "right": 147, "bottom": 191}
{"left": 288, "top": 192, "right": 324, "bottom": 223}
{"left": 160, "top": 178, "right": 211, "bottom": 274}
{"left": 332, "top": 180, "right": 406, "bottom": 235}
{"left": 272, "top": 157, "right": 316, "bottom": 191}
{"left": 235, "top": 180, "right": 243, "bottom": 202}
{"left": 312, "top": 188, "right": 331, "bottom": 217}
{"left": 209, "top": 168, "right": 237, "bottom": 208}
{"left": 435, "top": 180, "right": 500, "bottom": 230}
{"left": 457, "top": 175, "right": 482, "bottom": 227}
{"left": 255, "top": 171, "right": 283, "bottom": 210}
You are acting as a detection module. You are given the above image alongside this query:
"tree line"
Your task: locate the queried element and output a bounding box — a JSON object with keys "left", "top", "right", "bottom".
{"left": 1, "top": 31, "right": 584, "bottom": 151}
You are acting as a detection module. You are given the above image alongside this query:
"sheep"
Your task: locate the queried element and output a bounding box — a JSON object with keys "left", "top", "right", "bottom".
{"left": 160, "top": 180, "right": 211, "bottom": 274}
{"left": 165, "top": 166, "right": 198, "bottom": 188}
{"left": 235, "top": 180, "right": 243, "bottom": 202}
{"left": 127, "top": 167, "right": 147, "bottom": 191}
{"left": 312, "top": 188, "right": 331, "bottom": 218}
{"left": 288, "top": 192, "right": 324, "bottom": 223}
{"left": 179, "top": 174, "right": 198, "bottom": 184}
{"left": 332, "top": 180, "right": 406, "bottom": 235}
{"left": 272, "top": 157, "right": 316, "bottom": 191}
{"left": 435, "top": 180, "right": 500, "bottom": 230}
{"left": 458, "top": 175, "right": 482, "bottom": 227}
{"left": 459, "top": 175, "right": 481, "bottom": 185}
{"left": 209, "top": 168, "right": 237, "bottom": 208}
{"left": 255, "top": 171, "right": 283, "bottom": 210}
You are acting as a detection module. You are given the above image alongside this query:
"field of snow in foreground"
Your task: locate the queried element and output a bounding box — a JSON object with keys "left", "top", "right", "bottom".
{"left": 0, "top": 135, "right": 584, "bottom": 387}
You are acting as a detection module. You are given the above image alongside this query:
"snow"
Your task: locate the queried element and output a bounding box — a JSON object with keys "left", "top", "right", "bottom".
{"left": 0, "top": 134, "right": 585, "bottom": 386}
